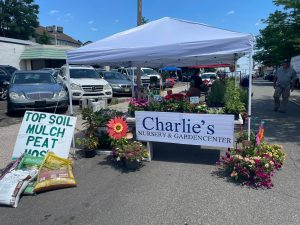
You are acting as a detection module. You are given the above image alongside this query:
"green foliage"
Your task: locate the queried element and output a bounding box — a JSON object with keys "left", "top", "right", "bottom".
{"left": 37, "top": 31, "right": 51, "bottom": 44}
{"left": 254, "top": 2, "right": 300, "bottom": 66}
{"left": 207, "top": 80, "right": 226, "bottom": 107}
{"left": 0, "top": 0, "right": 39, "bottom": 40}
{"left": 76, "top": 136, "right": 98, "bottom": 151}
{"left": 239, "top": 88, "right": 248, "bottom": 108}
{"left": 224, "top": 80, "right": 246, "bottom": 115}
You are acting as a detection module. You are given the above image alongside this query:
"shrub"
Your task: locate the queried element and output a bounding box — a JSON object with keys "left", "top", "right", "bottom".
{"left": 224, "top": 80, "right": 246, "bottom": 115}
{"left": 207, "top": 80, "right": 226, "bottom": 107}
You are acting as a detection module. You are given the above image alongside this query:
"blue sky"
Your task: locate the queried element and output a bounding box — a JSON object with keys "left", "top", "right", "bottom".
{"left": 36, "top": 0, "right": 279, "bottom": 43}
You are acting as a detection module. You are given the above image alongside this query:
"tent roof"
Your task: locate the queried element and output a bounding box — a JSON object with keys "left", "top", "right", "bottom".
{"left": 67, "top": 17, "right": 254, "bottom": 67}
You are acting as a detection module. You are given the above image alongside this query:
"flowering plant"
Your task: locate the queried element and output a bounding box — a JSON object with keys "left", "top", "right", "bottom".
{"left": 112, "top": 141, "right": 148, "bottom": 162}
{"left": 128, "top": 98, "right": 149, "bottom": 116}
{"left": 107, "top": 117, "right": 128, "bottom": 140}
{"left": 106, "top": 117, "right": 148, "bottom": 168}
{"left": 217, "top": 143, "right": 285, "bottom": 189}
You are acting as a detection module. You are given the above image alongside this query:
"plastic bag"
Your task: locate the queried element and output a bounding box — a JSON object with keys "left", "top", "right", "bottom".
{"left": 17, "top": 154, "right": 44, "bottom": 195}
{"left": 0, "top": 169, "right": 38, "bottom": 208}
{"left": 34, "top": 153, "right": 76, "bottom": 193}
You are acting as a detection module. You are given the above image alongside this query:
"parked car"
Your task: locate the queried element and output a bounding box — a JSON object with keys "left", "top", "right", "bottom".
{"left": 264, "top": 72, "right": 274, "bottom": 81}
{"left": 200, "top": 72, "right": 217, "bottom": 86}
{"left": 58, "top": 65, "right": 112, "bottom": 101}
{"left": 118, "top": 68, "right": 151, "bottom": 87}
{"left": 7, "top": 71, "right": 68, "bottom": 114}
{"left": 40, "top": 68, "right": 60, "bottom": 79}
{"left": 0, "top": 72, "right": 10, "bottom": 100}
{"left": 0, "top": 65, "right": 18, "bottom": 78}
{"left": 98, "top": 71, "right": 132, "bottom": 96}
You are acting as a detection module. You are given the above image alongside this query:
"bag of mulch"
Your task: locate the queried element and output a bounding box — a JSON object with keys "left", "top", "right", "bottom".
{"left": 0, "top": 168, "right": 38, "bottom": 208}
{"left": 34, "top": 153, "right": 76, "bottom": 193}
{"left": 0, "top": 156, "right": 23, "bottom": 181}
{"left": 17, "top": 154, "right": 44, "bottom": 195}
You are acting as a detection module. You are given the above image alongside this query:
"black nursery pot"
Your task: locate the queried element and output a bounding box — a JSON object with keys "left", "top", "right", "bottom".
{"left": 84, "top": 149, "right": 96, "bottom": 158}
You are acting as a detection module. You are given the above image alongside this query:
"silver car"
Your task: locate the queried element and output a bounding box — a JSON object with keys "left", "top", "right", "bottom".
{"left": 7, "top": 71, "right": 68, "bottom": 114}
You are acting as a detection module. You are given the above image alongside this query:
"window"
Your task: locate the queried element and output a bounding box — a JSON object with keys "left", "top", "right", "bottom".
{"left": 69, "top": 69, "right": 100, "bottom": 79}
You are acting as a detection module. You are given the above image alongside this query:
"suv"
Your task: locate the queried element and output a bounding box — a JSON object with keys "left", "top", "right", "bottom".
{"left": 118, "top": 68, "right": 151, "bottom": 86}
{"left": 58, "top": 65, "right": 112, "bottom": 100}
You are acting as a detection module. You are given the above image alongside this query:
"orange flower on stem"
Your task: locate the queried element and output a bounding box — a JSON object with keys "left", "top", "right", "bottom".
{"left": 107, "top": 117, "right": 128, "bottom": 140}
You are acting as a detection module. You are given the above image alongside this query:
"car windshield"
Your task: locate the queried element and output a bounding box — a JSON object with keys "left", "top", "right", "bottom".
{"left": 70, "top": 69, "right": 100, "bottom": 79}
{"left": 103, "top": 72, "right": 126, "bottom": 80}
{"left": 12, "top": 73, "right": 56, "bottom": 84}
{"left": 142, "top": 69, "right": 159, "bottom": 75}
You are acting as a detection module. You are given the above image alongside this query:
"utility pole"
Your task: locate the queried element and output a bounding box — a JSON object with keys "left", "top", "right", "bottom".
{"left": 136, "top": 0, "right": 142, "bottom": 98}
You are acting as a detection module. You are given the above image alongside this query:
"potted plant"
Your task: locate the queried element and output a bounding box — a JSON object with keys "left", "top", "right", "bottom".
{"left": 76, "top": 135, "right": 99, "bottom": 158}
{"left": 107, "top": 116, "right": 148, "bottom": 170}
{"left": 113, "top": 141, "right": 149, "bottom": 170}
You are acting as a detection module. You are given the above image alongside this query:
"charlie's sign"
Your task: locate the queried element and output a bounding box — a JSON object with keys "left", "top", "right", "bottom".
{"left": 135, "top": 111, "right": 234, "bottom": 148}
{"left": 12, "top": 111, "right": 76, "bottom": 159}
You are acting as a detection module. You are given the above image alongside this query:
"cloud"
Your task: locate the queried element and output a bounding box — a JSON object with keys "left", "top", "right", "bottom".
{"left": 65, "top": 13, "right": 72, "bottom": 17}
{"left": 114, "top": 19, "right": 119, "bottom": 23}
{"left": 226, "top": 10, "right": 235, "bottom": 15}
{"left": 49, "top": 10, "right": 59, "bottom": 14}
{"left": 90, "top": 27, "right": 98, "bottom": 32}
{"left": 255, "top": 22, "right": 260, "bottom": 26}
{"left": 88, "top": 20, "right": 94, "bottom": 25}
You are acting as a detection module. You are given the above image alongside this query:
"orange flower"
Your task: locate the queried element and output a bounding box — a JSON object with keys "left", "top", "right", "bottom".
{"left": 107, "top": 117, "right": 128, "bottom": 140}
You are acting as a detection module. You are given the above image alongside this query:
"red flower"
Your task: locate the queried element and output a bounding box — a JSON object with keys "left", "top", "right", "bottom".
{"left": 107, "top": 117, "right": 128, "bottom": 140}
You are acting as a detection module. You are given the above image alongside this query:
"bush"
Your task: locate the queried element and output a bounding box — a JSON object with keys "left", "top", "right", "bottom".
{"left": 224, "top": 79, "right": 246, "bottom": 115}
{"left": 207, "top": 80, "right": 226, "bottom": 107}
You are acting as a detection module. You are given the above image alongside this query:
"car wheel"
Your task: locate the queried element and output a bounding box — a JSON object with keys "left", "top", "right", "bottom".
{"left": 0, "top": 87, "right": 7, "bottom": 100}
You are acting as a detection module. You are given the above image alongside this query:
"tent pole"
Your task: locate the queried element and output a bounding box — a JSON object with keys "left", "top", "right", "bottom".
{"left": 247, "top": 48, "right": 253, "bottom": 140}
{"left": 66, "top": 60, "right": 74, "bottom": 116}
{"left": 66, "top": 60, "right": 75, "bottom": 148}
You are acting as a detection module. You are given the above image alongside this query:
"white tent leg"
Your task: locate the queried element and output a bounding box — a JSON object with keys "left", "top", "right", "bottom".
{"left": 247, "top": 49, "right": 253, "bottom": 140}
{"left": 66, "top": 60, "right": 75, "bottom": 148}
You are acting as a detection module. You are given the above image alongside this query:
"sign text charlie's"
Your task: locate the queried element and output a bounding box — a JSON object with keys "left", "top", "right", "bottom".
{"left": 12, "top": 111, "right": 76, "bottom": 159}
{"left": 135, "top": 111, "right": 234, "bottom": 148}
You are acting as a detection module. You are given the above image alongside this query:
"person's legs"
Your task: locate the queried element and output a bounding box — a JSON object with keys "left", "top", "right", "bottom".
{"left": 280, "top": 86, "right": 291, "bottom": 112}
{"left": 273, "top": 86, "right": 282, "bottom": 111}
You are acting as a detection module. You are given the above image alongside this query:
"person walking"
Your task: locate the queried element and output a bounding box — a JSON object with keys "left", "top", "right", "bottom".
{"left": 273, "top": 59, "right": 297, "bottom": 113}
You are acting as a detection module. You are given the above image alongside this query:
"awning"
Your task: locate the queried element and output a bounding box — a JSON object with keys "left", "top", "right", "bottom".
{"left": 20, "top": 45, "right": 75, "bottom": 60}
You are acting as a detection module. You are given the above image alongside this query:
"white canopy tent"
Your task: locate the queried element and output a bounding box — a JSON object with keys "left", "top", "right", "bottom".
{"left": 66, "top": 17, "right": 255, "bottom": 139}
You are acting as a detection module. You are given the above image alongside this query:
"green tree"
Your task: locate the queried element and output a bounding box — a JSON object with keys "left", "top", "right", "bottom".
{"left": 254, "top": 1, "right": 300, "bottom": 66}
{"left": 37, "top": 31, "right": 51, "bottom": 44}
{"left": 0, "top": 0, "right": 39, "bottom": 40}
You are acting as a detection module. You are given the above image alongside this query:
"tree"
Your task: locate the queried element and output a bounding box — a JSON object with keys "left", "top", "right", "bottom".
{"left": 37, "top": 31, "right": 51, "bottom": 44}
{"left": 254, "top": 1, "right": 300, "bottom": 66}
{"left": 0, "top": 0, "right": 39, "bottom": 40}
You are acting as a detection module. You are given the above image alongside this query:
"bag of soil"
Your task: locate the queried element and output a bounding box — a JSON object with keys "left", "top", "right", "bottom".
{"left": 0, "top": 168, "right": 38, "bottom": 208}
{"left": 17, "top": 154, "right": 44, "bottom": 195}
{"left": 34, "top": 153, "right": 76, "bottom": 193}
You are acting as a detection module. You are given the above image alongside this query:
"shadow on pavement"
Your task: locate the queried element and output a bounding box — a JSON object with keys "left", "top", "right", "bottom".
{"left": 152, "top": 142, "right": 220, "bottom": 165}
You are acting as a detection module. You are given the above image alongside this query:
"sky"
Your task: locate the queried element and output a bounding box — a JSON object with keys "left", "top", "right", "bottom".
{"left": 36, "top": 0, "right": 280, "bottom": 43}
{"left": 35, "top": 0, "right": 281, "bottom": 72}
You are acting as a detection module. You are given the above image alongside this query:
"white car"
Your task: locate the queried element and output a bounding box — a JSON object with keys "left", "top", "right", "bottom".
{"left": 200, "top": 72, "right": 217, "bottom": 86}
{"left": 58, "top": 65, "right": 112, "bottom": 100}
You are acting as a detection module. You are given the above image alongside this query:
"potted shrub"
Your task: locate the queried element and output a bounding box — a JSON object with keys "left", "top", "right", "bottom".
{"left": 76, "top": 136, "right": 99, "bottom": 158}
